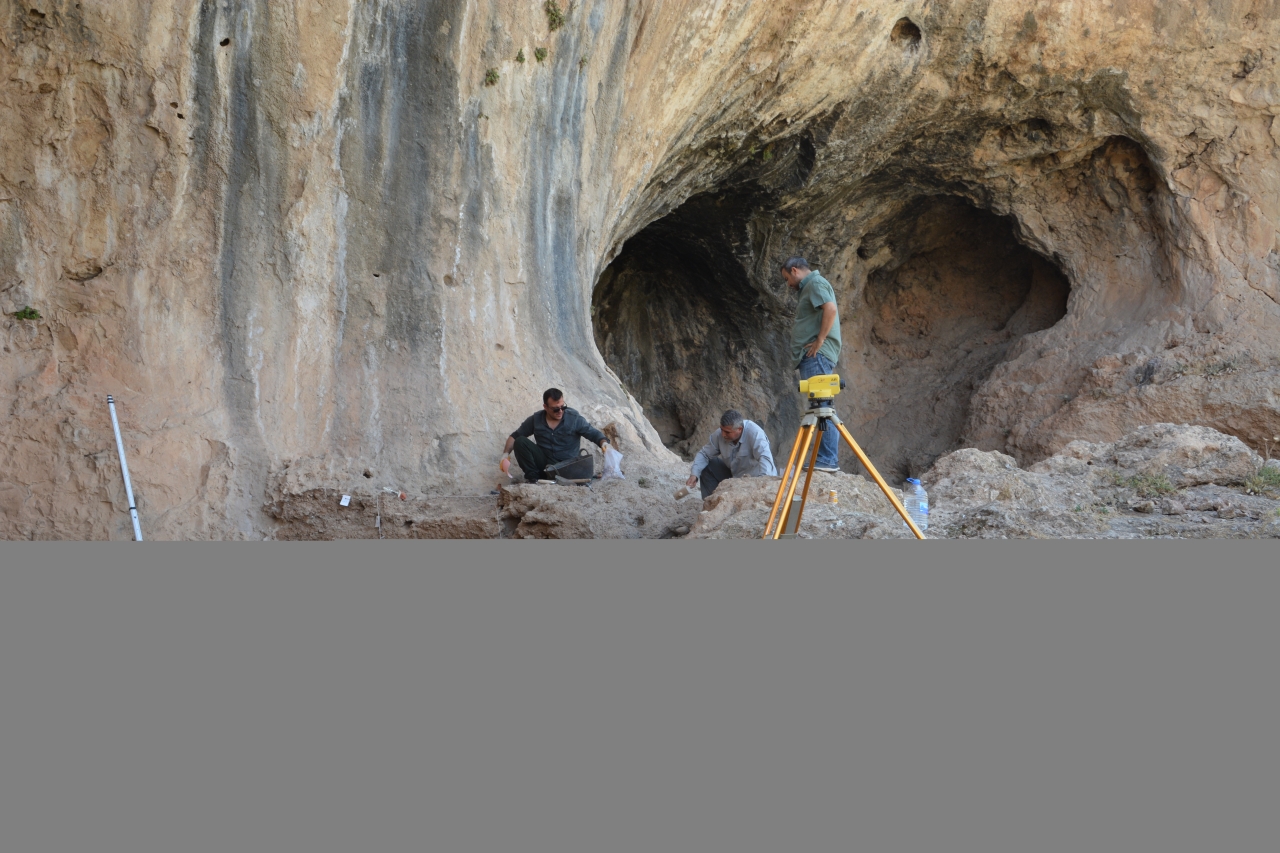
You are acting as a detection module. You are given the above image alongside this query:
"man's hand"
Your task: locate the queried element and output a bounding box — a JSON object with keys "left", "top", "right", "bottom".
{"left": 686, "top": 475, "right": 698, "bottom": 487}
{"left": 803, "top": 337, "right": 824, "bottom": 359}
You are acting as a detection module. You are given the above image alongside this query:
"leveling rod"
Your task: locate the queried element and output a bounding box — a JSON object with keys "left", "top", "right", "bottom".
{"left": 107, "top": 395, "right": 143, "bottom": 541}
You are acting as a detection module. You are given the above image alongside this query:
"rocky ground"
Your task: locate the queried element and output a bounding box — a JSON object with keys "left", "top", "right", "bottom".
{"left": 266, "top": 424, "right": 1280, "bottom": 540}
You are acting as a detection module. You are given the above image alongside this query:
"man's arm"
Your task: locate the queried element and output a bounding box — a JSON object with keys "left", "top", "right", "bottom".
{"left": 687, "top": 435, "right": 719, "bottom": 486}
{"left": 803, "top": 302, "right": 838, "bottom": 359}
{"left": 573, "top": 413, "right": 610, "bottom": 450}
{"left": 503, "top": 415, "right": 536, "bottom": 456}
{"left": 747, "top": 423, "right": 777, "bottom": 476}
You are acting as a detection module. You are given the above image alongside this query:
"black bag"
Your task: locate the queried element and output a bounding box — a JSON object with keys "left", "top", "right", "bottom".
{"left": 545, "top": 450, "right": 595, "bottom": 480}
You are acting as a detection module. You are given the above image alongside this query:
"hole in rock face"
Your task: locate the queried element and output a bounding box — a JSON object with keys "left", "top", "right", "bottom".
{"left": 593, "top": 194, "right": 795, "bottom": 458}
{"left": 890, "top": 18, "right": 922, "bottom": 48}
{"left": 853, "top": 196, "right": 1070, "bottom": 479}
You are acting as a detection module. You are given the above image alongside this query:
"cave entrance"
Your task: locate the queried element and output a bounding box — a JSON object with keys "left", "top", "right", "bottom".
{"left": 853, "top": 196, "right": 1070, "bottom": 479}
{"left": 593, "top": 192, "right": 1070, "bottom": 479}
{"left": 591, "top": 193, "right": 795, "bottom": 459}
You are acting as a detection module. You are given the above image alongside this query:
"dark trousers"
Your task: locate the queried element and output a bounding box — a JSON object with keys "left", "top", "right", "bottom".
{"left": 513, "top": 437, "right": 551, "bottom": 482}
{"left": 798, "top": 352, "right": 840, "bottom": 469}
{"left": 699, "top": 457, "right": 733, "bottom": 499}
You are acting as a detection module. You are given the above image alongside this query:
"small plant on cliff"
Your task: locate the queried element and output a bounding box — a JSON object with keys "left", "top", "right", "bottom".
{"left": 1242, "top": 465, "right": 1280, "bottom": 496}
{"left": 10, "top": 305, "right": 41, "bottom": 321}
{"left": 534, "top": 47, "right": 547, "bottom": 63}
{"left": 1103, "top": 470, "right": 1176, "bottom": 498}
{"left": 1203, "top": 357, "right": 1241, "bottom": 377}
{"left": 516, "top": 48, "right": 525, "bottom": 63}
{"left": 578, "top": 53, "right": 589, "bottom": 70}
{"left": 544, "top": 0, "right": 566, "bottom": 31}
{"left": 484, "top": 67, "right": 500, "bottom": 86}
{"left": 1127, "top": 473, "right": 1176, "bottom": 498}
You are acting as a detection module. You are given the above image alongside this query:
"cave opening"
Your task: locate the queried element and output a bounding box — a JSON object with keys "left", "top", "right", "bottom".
{"left": 891, "top": 18, "right": 923, "bottom": 48}
{"left": 593, "top": 192, "right": 1071, "bottom": 479}
{"left": 592, "top": 192, "right": 796, "bottom": 459}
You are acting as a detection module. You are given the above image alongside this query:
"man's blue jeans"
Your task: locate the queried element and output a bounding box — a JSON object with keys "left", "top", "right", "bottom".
{"left": 797, "top": 352, "right": 840, "bottom": 469}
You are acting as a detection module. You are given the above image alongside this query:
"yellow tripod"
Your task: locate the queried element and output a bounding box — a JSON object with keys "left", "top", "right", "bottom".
{"left": 763, "top": 374, "right": 925, "bottom": 540}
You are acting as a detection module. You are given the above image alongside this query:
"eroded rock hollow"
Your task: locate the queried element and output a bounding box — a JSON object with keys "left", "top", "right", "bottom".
{"left": 3, "top": 1, "right": 1279, "bottom": 538}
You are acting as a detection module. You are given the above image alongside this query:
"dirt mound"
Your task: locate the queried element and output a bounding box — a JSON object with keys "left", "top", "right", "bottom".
{"left": 924, "top": 424, "right": 1279, "bottom": 539}
{"left": 678, "top": 424, "right": 1280, "bottom": 540}
{"left": 686, "top": 473, "right": 913, "bottom": 539}
{"left": 498, "top": 475, "right": 701, "bottom": 539}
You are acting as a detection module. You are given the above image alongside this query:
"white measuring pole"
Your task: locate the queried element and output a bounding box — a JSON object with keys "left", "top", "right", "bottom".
{"left": 106, "top": 395, "right": 143, "bottom": 541}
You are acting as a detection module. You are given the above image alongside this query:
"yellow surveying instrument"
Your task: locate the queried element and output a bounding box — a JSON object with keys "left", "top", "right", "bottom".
{"left": 763, "top": 374, "right": 925, "bottom": 539}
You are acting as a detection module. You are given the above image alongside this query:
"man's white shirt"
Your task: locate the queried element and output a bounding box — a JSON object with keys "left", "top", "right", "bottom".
{"left": 691, "top": 420, "right": 777, "bottom": 479}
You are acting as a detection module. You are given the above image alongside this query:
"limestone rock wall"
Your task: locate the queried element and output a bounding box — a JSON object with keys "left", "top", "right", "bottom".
{"left": 3, "top": 1, "right": 1279, "bottom": 538}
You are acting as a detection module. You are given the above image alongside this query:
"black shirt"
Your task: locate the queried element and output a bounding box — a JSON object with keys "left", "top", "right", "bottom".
{"left": 510, "top": 408, "right": 607, "bottom": 463}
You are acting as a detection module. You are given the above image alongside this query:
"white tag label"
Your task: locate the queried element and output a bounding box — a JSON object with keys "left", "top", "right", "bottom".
{"left": 339, "top": 495, "right": 351, "bottom": 507}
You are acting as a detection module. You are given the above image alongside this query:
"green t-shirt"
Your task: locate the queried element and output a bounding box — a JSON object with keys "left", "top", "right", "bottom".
{"left": 790, "top": 271, "right": 841, "bottom": 367}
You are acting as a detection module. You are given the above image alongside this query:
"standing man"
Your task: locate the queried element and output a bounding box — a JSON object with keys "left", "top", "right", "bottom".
{"left": 781, "top": 256, "right": 841, "bottom": 473}
{"left": 503, "top": 388, "right": 612, "bottom": 483}
{"left": 685, "top": 410, "right": 777, "bottom": 498}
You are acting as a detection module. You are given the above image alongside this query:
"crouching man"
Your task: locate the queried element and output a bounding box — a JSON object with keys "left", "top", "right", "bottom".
{"left": 686, "top": 410, "right": 777, "bottom": 499}
{"left": 503, "top": 388, "right": 612, "bottom": 483}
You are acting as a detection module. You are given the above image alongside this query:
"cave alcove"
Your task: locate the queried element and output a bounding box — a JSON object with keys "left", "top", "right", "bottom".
{"left": 850, "top": 195, "right": 1071, "bottom": 480}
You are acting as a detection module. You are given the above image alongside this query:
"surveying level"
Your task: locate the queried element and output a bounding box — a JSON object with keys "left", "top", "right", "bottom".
{"left": 763, "top": 373, "right": 925, "bottom": 540}
{"left": 798, "top": 373, "right": 841, "bottom": 400}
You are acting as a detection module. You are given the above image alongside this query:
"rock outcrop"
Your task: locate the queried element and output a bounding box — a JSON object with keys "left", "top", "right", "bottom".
{"left": 2, "top": 2, "right": 1279, "bottom": 538}
{"left": 680, "top": 423, "right": 1280, "bottom": 540}
{"left": 263, "top": 424, "right": 1279, "bottom": 540}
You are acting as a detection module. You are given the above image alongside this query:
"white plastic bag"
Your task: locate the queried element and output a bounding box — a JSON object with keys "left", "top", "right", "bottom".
{"left": 602, "top": 447, "right": 624, "bottom": 481}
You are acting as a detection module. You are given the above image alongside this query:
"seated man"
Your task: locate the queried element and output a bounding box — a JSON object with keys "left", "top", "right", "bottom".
{"left": 686, "top": 410, "right": 777, "bottom": 499}
{"left": 503, "top": 388, "right": 612, "bottom": 483}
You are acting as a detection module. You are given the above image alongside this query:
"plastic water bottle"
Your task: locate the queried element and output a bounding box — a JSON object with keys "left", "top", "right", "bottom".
{"left": 903, "top": 478, "right": 929, "bottom": 532}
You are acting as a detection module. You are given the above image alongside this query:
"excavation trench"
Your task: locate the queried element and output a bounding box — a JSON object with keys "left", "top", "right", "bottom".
{"left": 594, "top": 193, "right": 1070, "bottom": 480}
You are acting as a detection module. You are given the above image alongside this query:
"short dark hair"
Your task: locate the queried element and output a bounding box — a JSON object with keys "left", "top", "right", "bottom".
{"left": 720, "top": 409, "right": 744, "bottom": 429}
{"left": 543, "top": 388, "right": 564, "bottom": 405}
{"left": 781, "top": 256, "right": 810, "bottom": 273}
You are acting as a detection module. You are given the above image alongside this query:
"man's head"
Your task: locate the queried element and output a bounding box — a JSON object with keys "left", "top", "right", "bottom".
{"left": 780, "top": 256, "right": 811, "bottom": 289}
{"left": 719, "top": 409, "right": 745, "bottom": 442}
{"left": 543, "top": 388, "right": 567, "bottom": 420}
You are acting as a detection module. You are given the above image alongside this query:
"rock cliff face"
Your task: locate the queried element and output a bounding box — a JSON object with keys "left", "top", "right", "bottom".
{"left": 3, "top": 1, "right": 1279, "bottom": 538}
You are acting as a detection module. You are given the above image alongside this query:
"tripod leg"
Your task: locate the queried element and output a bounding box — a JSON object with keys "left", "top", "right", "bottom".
{"left": 834, "top": 423, "right": 925, "bottom": 540}
{"left": 789, "top": 424, "right": 823, "bottom": 535}
{"left": 773, "top": 425, "right": 815, "bottom": 539}
{"left": 763, "top": 424, "right": 810, "bottom": 538}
